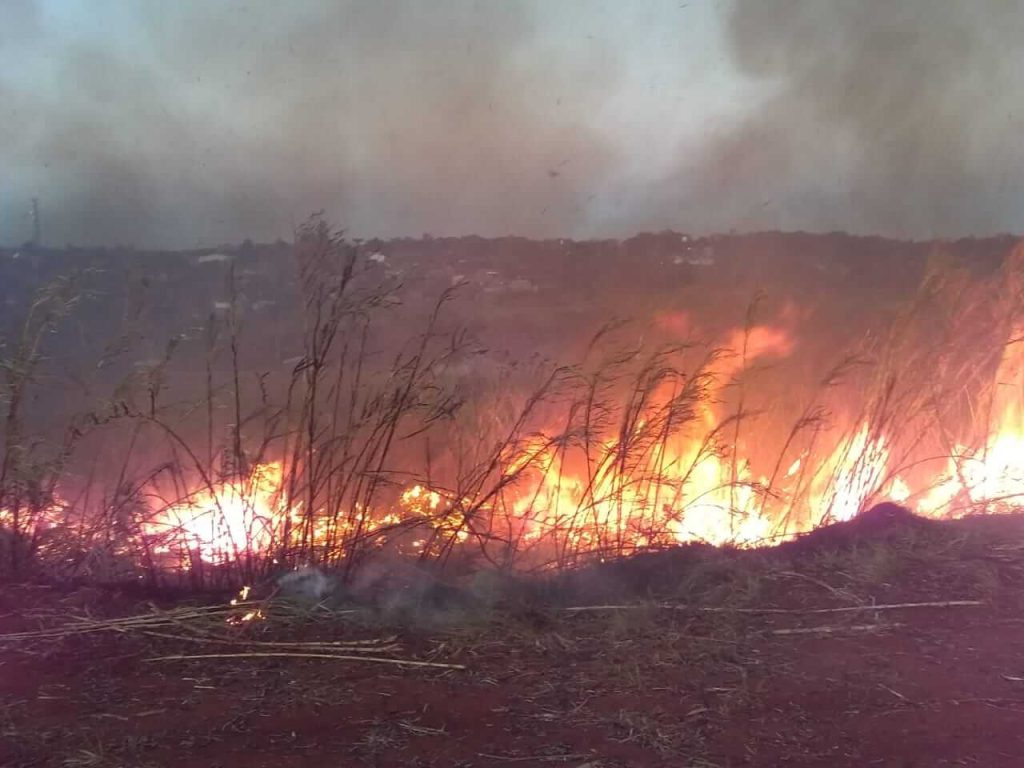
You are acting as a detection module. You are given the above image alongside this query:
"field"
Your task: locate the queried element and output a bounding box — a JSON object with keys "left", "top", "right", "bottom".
{"left": 4, "top": 508, "right": 1024, "bottom": 768}
{"left": 5, "top": 229, "right": 1024, "bottom": 766}
{"left": 6, "top": 0, "right": 1024, "bottom": 762}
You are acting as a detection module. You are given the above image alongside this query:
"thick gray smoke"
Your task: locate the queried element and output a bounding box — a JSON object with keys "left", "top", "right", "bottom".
{"left": 2, "top": 0, "right": 617, "bottom": 247}
{"left": 4, "top": 1, "right": 1024, "bottom": 246}
{"left": 619, "top": 1, "right": 1024, "bottom": 239}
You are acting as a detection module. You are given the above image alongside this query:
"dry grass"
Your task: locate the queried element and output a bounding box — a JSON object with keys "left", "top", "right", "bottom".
{"left": 4, "top": 221, "right": 1024, "bottom": 595}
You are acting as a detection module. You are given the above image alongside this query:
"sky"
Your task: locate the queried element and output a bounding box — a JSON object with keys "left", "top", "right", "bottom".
{"left": 2, "top": 0, "right": 1024, "bottom": 247}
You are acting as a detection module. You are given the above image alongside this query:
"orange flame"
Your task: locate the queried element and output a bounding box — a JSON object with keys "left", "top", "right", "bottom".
{"left": 918, "top": 325, "right": 1024, "bottom": 515}
{"left": 147, "top": 462, "right": 286, "bottom": 563}
{"left": 14, "top": 317, "right": 1024, "bottom": 572}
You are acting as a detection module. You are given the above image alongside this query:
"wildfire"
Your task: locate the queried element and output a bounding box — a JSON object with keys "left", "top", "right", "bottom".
{"left": 147, "top": 462, "right": 285, "bottom": 563}
{"left": 14, "top": 316, "right": 1024, "bottom": 574}
{"left": 0, "top": 497, "right": 68, "bottom": 533}
{"left": 816, "top": 425, "right": 892, "bottom": 524}
{"left": 918, "top": 325, "right": 1024, "bottom": 515}
{"left": 401, "top": 485, "right": 469, "bottom": 542}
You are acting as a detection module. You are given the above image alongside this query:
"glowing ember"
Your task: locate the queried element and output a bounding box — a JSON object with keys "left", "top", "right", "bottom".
{"left": 231, "top": 585, "right": 252, "bottom": 604}
{"left": 226, "top": 584, "right": 264, "bottom": 623}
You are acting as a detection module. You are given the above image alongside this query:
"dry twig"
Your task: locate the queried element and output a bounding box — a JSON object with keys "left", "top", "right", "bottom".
{"left": 145, "top": 651, "right": 465, "bottom": 670}
{"left": 563, "top": 599, "right": 983, "bottom": 615}
{"left": 770, "top": 623, "right": 904, "bottom": 636}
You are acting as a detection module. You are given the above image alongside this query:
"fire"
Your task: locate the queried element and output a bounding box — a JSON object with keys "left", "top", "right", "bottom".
{"left": 888, "top": 476, "right": 911, "bottom": 504}
{"left": 232, "top": 585, "right": 252, "bottom": 602}
{"left": 922, "top": 434, "right": 1024, "bottom": 514}
{"left": 140, "top": 472, "right": 469, "bottom": 567}
{"left": 147, "top": 462, "right": 286, "bottom": 563}
{"left": 401, "top": 485, "right": 469, "bottom": 542}
{"left": 122, "top": 323, "right": 921, "bottom": 566}
{"left": 490, "top": 314, "right": 1024, "bottom": 553}
{"left": 0, "top": 497, "right": 68, "bottom": 533}
{"left": 918, "top": 325, "right": 1024, "bottom": 515}
{"left": 28, "top": 314, "right": 1024, "bottom": 573}
{"left": 227, "top": 584, "right": 264, "bottom": 624}
{"left": 814, "top": 425, "right": 891, "bottom": 524}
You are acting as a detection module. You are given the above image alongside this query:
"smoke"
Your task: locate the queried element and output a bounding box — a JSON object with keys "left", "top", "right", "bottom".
{"left": 2, "top": 1, "right": 619, "bottom": 247}
{"left": 618, "top": 1, "right": 1024, "bottom": 239}
{"left": 5, "top": 2, "right": 1024, "bottom": 246}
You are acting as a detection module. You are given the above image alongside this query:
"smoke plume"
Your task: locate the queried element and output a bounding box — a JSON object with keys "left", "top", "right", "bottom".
{"left": 4, "top": 1, "right": 1024, "bottom": 245}
{"left": 2, "top": 0, "right": 618, "bottom": 247}
{"left": 647, "top": 0, "right": 1024, "bottom": 238}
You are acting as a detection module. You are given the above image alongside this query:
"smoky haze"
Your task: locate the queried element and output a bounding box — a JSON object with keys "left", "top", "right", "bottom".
{"left": 648, "top": 0, "right": 1024, "bottom": 238}
{"left": 3, "top": 1, "right": 1024, "bottom": 247}
{"left": 3, "top": 0, "right": 618, "bottom": 247}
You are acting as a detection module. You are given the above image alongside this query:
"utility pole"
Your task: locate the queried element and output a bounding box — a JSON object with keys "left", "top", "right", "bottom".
{"left": 30, "top": 197, "right": 41, "bottom": 247}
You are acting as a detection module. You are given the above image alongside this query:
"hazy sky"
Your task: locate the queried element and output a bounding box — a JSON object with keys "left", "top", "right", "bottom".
{"left": 3, "top": 1, "right": 1023, "bottom": 247}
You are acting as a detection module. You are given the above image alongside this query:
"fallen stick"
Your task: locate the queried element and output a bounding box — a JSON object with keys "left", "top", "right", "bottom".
{"left": 3, "top": 606, "right": 246, "bottom": 639}
{"left": 144, "top": 651, "right": 465, "bottom": 670}
{"left": 0, "top": 602, "right": 365, "bottom": 642}
{"left": 770, "top": 623, "right": 904, "bottom": 635}
{"left": 878, "top": 683, "right": 910, "bottom": 702}
{"left": 477, "top": 753, "right": 593, "bottom": 763}
{"left": 563, "top": 600, "right": 984, "bottom": 615}
{"left": 563, "top": 604, "right": 689, "bottom": 613}
{"left": 131, "top": 628, "right": 400, "bottom": 654}
{"left": 704, "top": 600, "right": 984, "bottom": 615}
{"left": 776, "top": 570, "right": 852, "bottom": 600}
{"left": 0, "top": 621, "right": 186, "bottom": 641}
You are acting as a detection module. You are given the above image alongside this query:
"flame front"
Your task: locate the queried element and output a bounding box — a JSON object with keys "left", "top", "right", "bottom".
{"left": 13, "top": 317, "right": 1024, "bottom": 573}
{"left": 919, "top": 324, "right": 1024, "bottom": 516}
{"left": 130, "top": 325, "right": 911, "bottom": 566}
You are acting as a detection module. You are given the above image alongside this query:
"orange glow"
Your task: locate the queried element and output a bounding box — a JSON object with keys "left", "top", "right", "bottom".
{"left": 918, "top": 325, "right": 1024, "bottom": 515}
{"left": 226, "top": 585, "right": 264, "bottom": 623}
{"left": 146, "top": 462, "right": 286, "bottom": 563}
{"left": 814, "top": 425, "right": 891, "bottom": 524}
{"left": 0, "top": 500, "right": 67, "bottom": 531}
{"left": 27, "top": 316, "right": 1023, "bottom": 572}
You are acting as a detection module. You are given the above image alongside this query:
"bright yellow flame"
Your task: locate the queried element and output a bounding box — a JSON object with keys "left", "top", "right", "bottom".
{"left": 918, "top": 325, "right": 1024, "bottom": 515}
{"left": 93, "top": 319, "right": 1024, "bottom": 569}
{"left": 816, "top": 425, "right": 891, "bottom": 523}
{"left": 401, "top": 485, "right": 468, "bottom": 542}
{"left": 888, "top": 476, "right": 911, "bottom": 504}
{"left": 147, "top": 463, "right": 286, "bottom": 563}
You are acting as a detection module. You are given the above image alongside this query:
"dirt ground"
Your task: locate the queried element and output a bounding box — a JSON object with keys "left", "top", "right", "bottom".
{"left": 4, "top": 511, "right": 1024, "bottom": 767}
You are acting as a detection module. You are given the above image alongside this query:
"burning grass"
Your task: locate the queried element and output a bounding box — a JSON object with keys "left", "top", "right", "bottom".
{"left": 5, "top": 218, "right": 1024, "bottom": 591}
